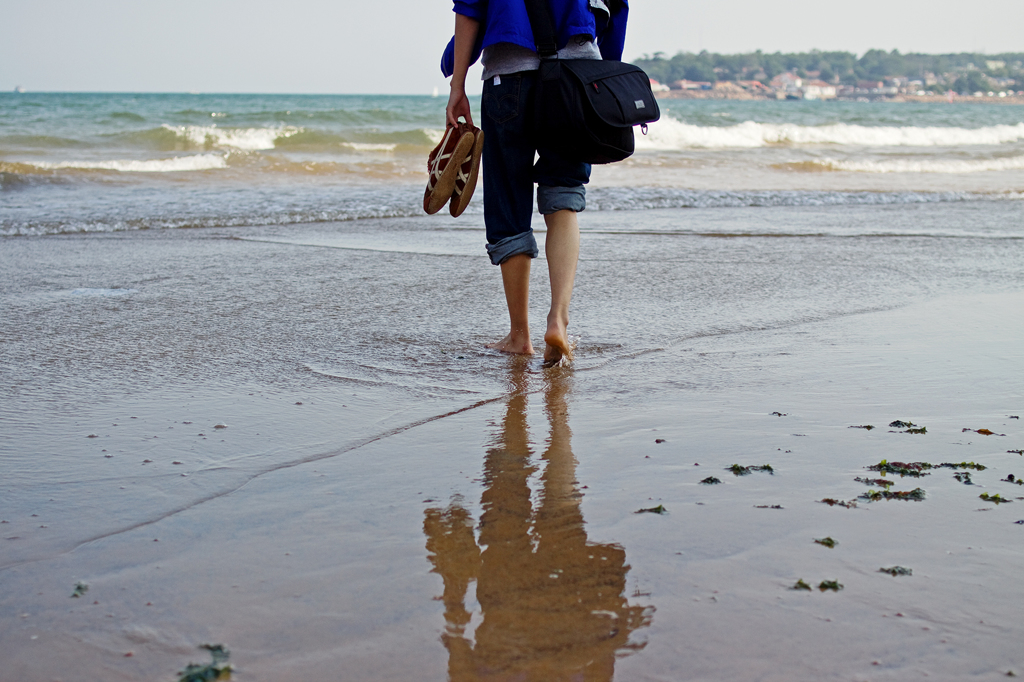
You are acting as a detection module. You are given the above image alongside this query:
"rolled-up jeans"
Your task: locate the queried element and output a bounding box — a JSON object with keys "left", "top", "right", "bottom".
{"left": 481, "top": 70, "right": 591, "bottom": 266}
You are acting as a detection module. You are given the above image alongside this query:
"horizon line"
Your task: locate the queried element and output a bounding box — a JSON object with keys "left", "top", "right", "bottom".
{"left": 3, "top": 90, "right": 456, "bottom": 96}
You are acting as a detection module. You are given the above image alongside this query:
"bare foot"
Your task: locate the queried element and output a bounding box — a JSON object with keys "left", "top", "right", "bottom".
{"left": 486, "top": 332, "right": 534, "bottom": 355}
{"left": 543, "top": 318, "right": 574, "bottom": 367}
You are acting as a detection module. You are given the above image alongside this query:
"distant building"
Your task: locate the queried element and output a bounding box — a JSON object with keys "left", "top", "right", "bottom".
{"left": 770, "top": 72, "right": 803, "bottom": 90}
{"left": 672, "top": 79, "right": 712, "bottom": 90}
{"left": 801, "top": 80, "right": 836, "bottom": 100}
{"left": 649, "top": 79, "right": 670, "bottom": 93}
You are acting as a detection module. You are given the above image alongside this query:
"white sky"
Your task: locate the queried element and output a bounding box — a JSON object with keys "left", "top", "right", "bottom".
{"left": 1, "top": 0, "right": 1021, "bottom": 95}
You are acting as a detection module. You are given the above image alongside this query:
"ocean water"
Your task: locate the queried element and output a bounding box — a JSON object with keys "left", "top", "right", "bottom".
{"left": 1, "top": 92, "right": 1022, "bottom": 236}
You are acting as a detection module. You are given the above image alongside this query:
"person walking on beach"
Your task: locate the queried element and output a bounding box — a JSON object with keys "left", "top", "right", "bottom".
{"left": 441, "top": 0, "right": 628, "bottom": 366}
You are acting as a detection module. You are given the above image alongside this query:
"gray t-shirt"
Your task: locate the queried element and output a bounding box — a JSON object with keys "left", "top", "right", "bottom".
{"left": 481, "top": 36, "right": 601, "bottom": 81}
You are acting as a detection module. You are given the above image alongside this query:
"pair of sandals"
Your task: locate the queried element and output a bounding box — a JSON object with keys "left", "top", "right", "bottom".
{"left": 423, "top": 122, "right": 484, "bottom": 217}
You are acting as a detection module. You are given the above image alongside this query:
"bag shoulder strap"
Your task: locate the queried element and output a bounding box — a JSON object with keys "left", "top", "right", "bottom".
{"left": 522, "top": 0, "right": 558, "bottom": 58}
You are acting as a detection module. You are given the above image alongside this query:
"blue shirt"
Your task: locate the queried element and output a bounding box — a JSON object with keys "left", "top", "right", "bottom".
{"left": 440, "top": 0, "right": 628, "bottom": 77}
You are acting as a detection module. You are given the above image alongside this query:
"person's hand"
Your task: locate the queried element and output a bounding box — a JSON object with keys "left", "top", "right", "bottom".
{"left": 446, "top": 84, "right": 473, "bottom": 128}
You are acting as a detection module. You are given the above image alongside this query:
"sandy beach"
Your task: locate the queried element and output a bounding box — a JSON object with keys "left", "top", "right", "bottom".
{"left": 2, "top": 199, "right": 1023, "bottom": 680}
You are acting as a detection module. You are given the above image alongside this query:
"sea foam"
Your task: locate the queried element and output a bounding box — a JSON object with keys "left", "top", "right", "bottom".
{"left": 161, "top": 124, "right": 301, "bottom": 150}
{"left": 342, "top": 142, "right": 398, "bottom": 151}
{"left": 637, "top": 118, "right": 1024, "bottom": 150}
{"left": 37, "top": 154, "right": 227, "bottom": 173}
{"left": 804, "top": 155, "right": 1024, "bottom": 173}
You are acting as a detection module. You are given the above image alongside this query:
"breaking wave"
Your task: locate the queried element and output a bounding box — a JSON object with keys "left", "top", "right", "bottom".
{"left": 342, "top": 142, "right": 398, "bottom": 151}
{"left": 637, "top": 118, "right": 1024, "bottom": 150}
{"left": 160, "top": 124, "right": 301, "bottom": 151}
{"left": 34, "top": 154, "right": 228, "bottom": 173}
{"left": 784, "top": 155, "right": 1024, "bottom": 173}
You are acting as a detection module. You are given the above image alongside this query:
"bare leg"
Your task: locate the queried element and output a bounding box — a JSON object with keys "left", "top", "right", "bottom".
{"left": 486, "top": 253, "right": 535, "bottom": 354}
{"left": 543, "top": 209, "right": 580, "bottom": 365}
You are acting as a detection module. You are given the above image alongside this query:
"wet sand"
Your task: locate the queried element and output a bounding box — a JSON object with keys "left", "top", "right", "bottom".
{"left": 2, "top": 205, "right": 1023, "bottom": 680}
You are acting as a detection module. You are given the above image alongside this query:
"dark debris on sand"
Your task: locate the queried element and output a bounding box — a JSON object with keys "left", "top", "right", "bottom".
{"left": 177, "top": 644, "right": 232, "bottom": 682}
{"left": 879, "top": 566, "right": 913, "bottom": 577}
{"left": 860, "top": 488, "right": 926, "bottom": 502}
{"left": 727, "top": 464, "right": 774, "bottom": 476}
{"left": 866, "top": 460, "right": 986, "bottom": 479}
{"left": 820, "top": 498, "right": 858, "bottom": 508}
{"left": 888, "top": 420, "right": 926, "bottom": 434}
{"left": 868, "top": 460, "right": 931, "bottom": 477}
{"left": 854, "top": 477, "right": 894, "bottom": 488}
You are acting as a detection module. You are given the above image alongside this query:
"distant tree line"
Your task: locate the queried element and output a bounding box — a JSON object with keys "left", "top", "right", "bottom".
{"left": 633, "top": 49, "right": 1024, "bottom": 93}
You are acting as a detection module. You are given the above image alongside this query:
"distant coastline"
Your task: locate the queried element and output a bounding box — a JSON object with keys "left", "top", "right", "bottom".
{"left": 655, "top": 88, "right": 1024, "bottom": 104}
{"left": 639, "top": 49, "right": 1023, "bottom": 104}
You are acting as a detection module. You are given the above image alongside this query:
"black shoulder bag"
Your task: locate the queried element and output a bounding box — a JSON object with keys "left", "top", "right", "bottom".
{"left": 524, "top": 0, "right": 660, "bottom": 164}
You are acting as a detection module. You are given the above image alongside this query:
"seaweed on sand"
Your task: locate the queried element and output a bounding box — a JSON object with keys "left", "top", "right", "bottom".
{"left": 700, "top": 476, "right": 722, "bottom": 485}
{"left": 879, "top": 566, "right": 912, "bottom": 576}
{"left": 635, "top": 505, "right": 667, "bottom": 514}
{"left": 818, "top": 580, "right": 843, "bottom": 592}
{"left": 954, "top": 471, "right": 974, "bottom": 485}
{"left": 854, "top": 477, "right": 894, "bottom": 488}
{"left": 727, "top": 464, "right": 774, "bottom": 476}
{"left": 979, "top": 492, "right": 1011, "bottom": 504}
{"left": 1002, "top": 474, "right": 1024, "bottom": 485}
{"left": 819, "top": 498, "right": 857, "bottom": 508}
{"left": 792, "top": 579, "right": 812, "bottom": 591}
{"left": 963, "top": 428, "right": 1006, "bottom": 436}
{"left": 889, "top": 421, "right": 926, "bottom": 434}
{"left": 849, "top": 425, "right": 875, "bottom": 430}
{"left": 1009, "top": 450, "right": 1024, "bottom": 456}
{"left": 177, "top": 644, "right": 232, "bottom": 682}
{"left": 868, "top": 460, "right": 931, "bottom": 477}
{"left": 814, "top": 536, "right": 837, "bottom": 548}
{"left": 860, "top": 488, "right": 926, "bottom": 502}
{"left": 70, "top": 582, "right": 88, "bottom": 598}
{"left": 937, "top": 461, "right": 987, "bottom": 471}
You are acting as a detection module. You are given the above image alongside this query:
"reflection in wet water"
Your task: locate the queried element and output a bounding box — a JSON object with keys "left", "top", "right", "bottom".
{"left": 425, "top": 362, "right": 653, "bottom": 681}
